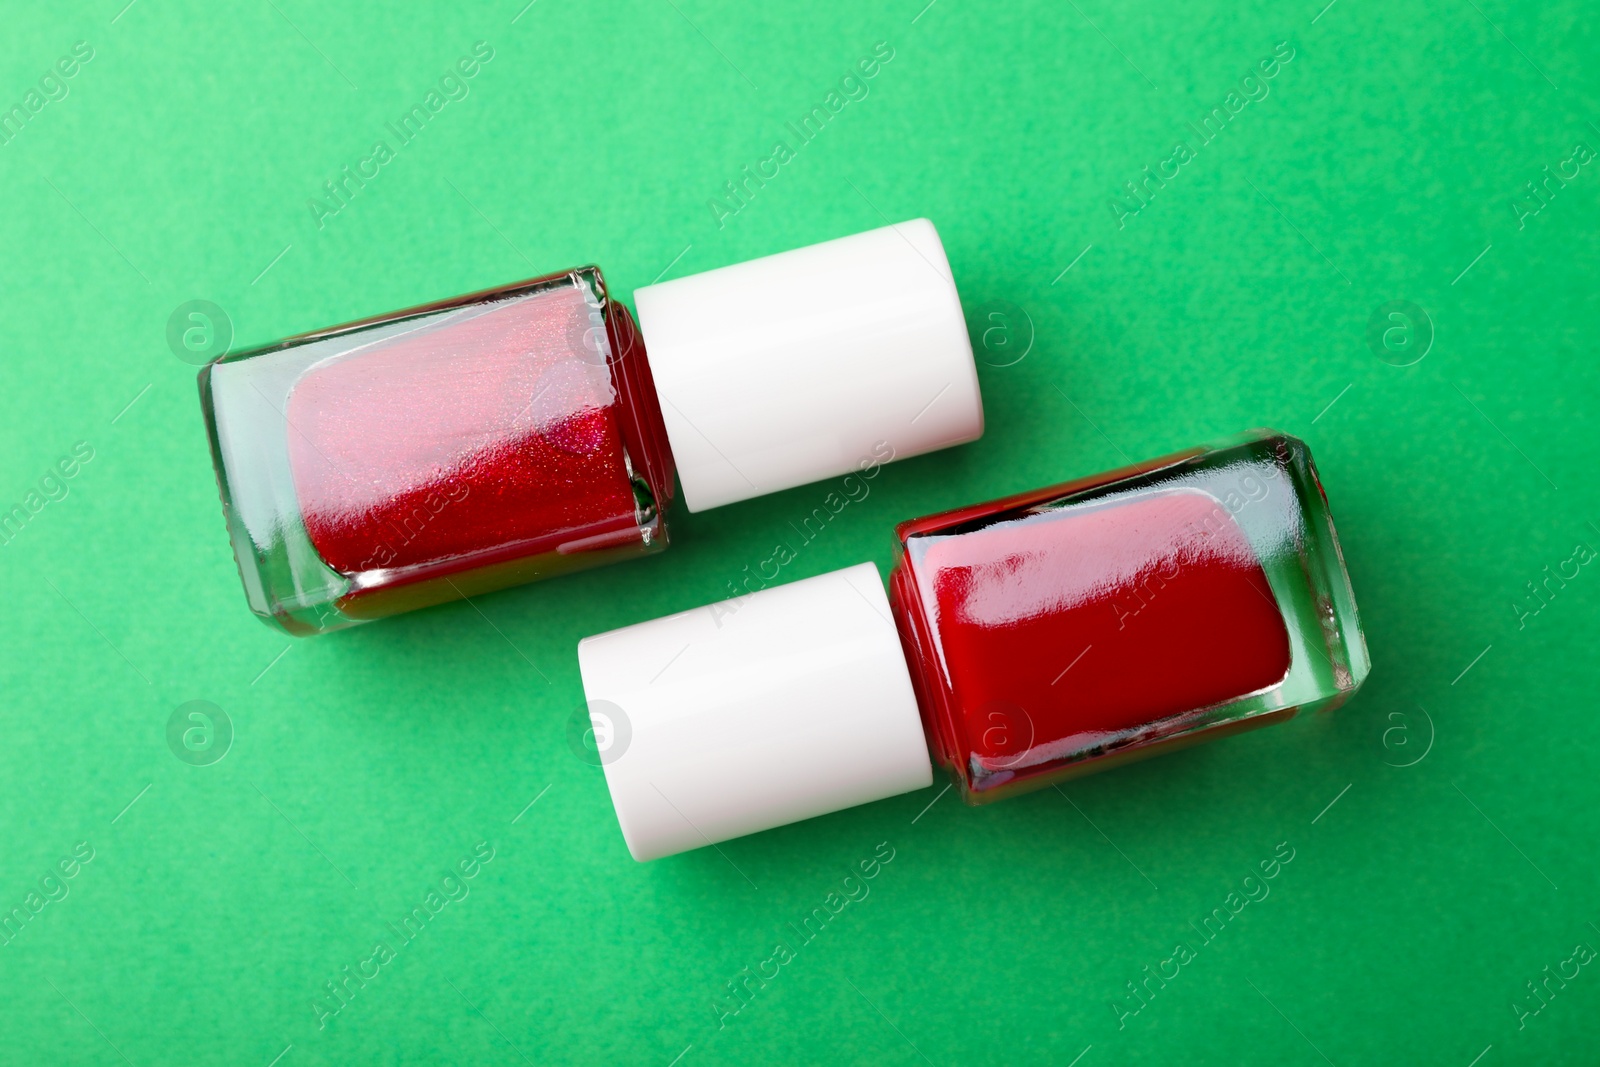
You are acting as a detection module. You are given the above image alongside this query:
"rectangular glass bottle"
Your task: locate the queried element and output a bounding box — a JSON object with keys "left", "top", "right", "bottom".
{"left": 888, "top": 429, "right": 1369, "bottom": 803}
{"left": 199, "top": 268, "right": 676, "bottom": 635}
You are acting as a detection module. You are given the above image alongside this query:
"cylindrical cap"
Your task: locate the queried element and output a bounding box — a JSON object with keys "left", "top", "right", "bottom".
{"left": 576, "top": 562, "right": 933, "bottom": 862}
{"left": 633, "top": 219, "right": 984, "bottom": 512}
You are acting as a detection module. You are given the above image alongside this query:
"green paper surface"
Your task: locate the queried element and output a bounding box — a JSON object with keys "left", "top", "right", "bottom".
{"left": 2, "top": 1, "right": 1597, "bottom": 1063}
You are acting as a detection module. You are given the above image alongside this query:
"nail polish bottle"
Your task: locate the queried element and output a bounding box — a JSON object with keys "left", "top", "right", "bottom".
{"left": 199, "top": 220, "right": 982, "bottom": 634}
{"left": 576, "top": 430, "right": 1368, "bottom": 860}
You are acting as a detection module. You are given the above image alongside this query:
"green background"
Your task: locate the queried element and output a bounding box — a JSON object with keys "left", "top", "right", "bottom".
{"left": 2, "top": 0, "right": 1596, "bottom": 1063}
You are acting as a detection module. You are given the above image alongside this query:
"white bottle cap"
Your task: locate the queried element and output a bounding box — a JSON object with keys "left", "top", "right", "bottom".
{"left": 576, "top": 562, "right": 933, "bottom": 862}
{"left": 633, "top": 219, "right": 984, "bottom": 512}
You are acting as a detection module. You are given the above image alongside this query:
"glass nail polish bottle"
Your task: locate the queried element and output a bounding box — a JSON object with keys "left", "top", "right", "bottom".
{"left": 577, "top": 430, "right": 1368, "bottom": 861}
{"left": 890, "top": 428, "right": 1368, "bottom": 803}
{"left": 199, "top": 220, "right": 982, "bottom": 634}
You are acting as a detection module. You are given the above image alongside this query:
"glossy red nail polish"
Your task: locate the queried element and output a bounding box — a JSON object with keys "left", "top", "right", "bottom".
{"left": 890, "top": 429, "right": 1367, "bottom": 802}
{"left": 578, "top": 429, "right": 1369, "bottom": 860}
{"left": 200, "top": 220, "right": 983, "bottom": 634}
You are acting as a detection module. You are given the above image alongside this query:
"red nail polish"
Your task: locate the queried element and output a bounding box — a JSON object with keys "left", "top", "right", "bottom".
{"left": 200, "top": 221, "right": 982, "bottom": 633}
{"left": 578, "top": 430, "right": 1367, "bottom": 860}
{"left": 891, "top": 429, "right": 1366, "bottom": 802}
{"left": 283, "top": 270, "right": 671, "bottom": 626}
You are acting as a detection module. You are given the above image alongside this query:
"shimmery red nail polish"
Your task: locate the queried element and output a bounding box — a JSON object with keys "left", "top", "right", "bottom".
{"left": 200, "top": 220, "right": 983, "bottom": 634}
{"left": 577, "top": 430, "right": 1369, "bottom": 860}
{"left": 283, "top": 272, "right": 672, "bottom": 623}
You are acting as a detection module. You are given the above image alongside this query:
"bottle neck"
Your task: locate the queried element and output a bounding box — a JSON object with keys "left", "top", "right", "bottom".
{"left": 603, "top": 294, "right": 677, "bottom": 530}
{"left": 886, "top": 559, "right": 959, "bottom": 779}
